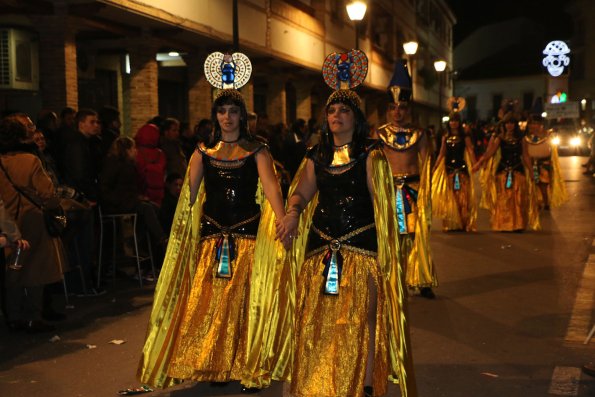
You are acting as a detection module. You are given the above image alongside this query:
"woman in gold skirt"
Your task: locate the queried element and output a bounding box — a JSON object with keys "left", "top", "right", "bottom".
{"left": 474, "top": 114, "right": 538, "bottom": 231}
{"left": 279, "top": 51, "right": 416, "bottom": 397}
{"left": 137, "top": 52, "right": 288, "bottom": 393}
{"left": 432, "top": 111, "right": 477, "bottom": 231}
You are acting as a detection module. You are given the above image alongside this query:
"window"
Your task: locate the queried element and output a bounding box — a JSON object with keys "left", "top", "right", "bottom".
{"left": 522, "top": 92, "right": 534, "bottom": 112}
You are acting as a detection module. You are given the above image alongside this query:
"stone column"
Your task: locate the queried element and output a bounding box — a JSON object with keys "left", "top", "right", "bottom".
{"left": 295, "top": 83, "right": 312, "bottom": 121}
{"left": 185, "top": 52, "right": 212, "bottom": 129}
{"left": 35, "top": 6, "right": 79, "bottom": 111}
{"left": 266, "top": 77, "right": 286, "bottom": 124}
{"left": 127, "top": 34, "right": 158, "bottom": 134}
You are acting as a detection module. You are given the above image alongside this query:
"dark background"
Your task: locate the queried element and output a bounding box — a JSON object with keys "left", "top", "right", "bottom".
{"left": 446, "top": 0, "right": 574, "bottom": 45}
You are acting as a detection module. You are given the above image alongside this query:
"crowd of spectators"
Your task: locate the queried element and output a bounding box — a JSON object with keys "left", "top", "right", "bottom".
{"left": 0, "top": 103, "right": 323, "bottom": 334}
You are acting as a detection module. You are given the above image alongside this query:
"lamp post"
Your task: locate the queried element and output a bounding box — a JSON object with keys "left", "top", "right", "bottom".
{"left": 346, "top": 1, "right": 367, "bottom": 50}
{"left": 403, "top": 40, "right": 418, "bottom": 75}
{"left": 434, "top": 59, "right": 447, "bottom": 122}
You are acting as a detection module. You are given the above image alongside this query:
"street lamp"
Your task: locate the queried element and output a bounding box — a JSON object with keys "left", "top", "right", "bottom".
{"left": 434, "top": 60, "right": 447, "bottom": 122}
{"left": 346, "top": 1, "right": 367, "bottom": 50}
{"left": 403, "top": 41, "right": 419, "bottom": 56}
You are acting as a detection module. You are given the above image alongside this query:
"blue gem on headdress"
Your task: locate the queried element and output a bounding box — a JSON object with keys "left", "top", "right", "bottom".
{"left": 221, "top": 54, "right": 236, "bottom": 87}
{"left": 336, "top": 53, "right": 352, "bottom": 89}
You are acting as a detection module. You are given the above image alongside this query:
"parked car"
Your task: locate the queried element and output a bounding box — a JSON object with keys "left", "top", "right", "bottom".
{"left": 548, "top": 119, "right": 592, "bottom": 155}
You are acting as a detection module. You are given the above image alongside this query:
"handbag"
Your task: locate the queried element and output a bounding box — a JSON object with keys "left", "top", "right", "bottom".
{"left": 0, "top": 159, "right": 67, "bottom": 237}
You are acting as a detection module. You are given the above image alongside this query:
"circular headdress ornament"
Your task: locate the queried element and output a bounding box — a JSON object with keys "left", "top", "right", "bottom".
{"left": 447, "top": 96, "right": 466, "bottom": 113}
{"left": 204, "top": 52, "right": 252, "bottom": 89}
{"left": 322, "top": 50, "right": 368, "bottom": 91}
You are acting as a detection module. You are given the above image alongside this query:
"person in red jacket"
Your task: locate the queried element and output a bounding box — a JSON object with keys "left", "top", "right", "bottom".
{"left": 134, "top": 123, "right": 166, "bottom": 206}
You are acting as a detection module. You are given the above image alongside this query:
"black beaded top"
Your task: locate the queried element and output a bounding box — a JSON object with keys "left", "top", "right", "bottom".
{"left": 198, "top": 139, "right": 265, "bottom": 236}
{"left": 445, "top": 133, "right": 468, "bottom": 172}
{"left": 305, "top": 142, "right": 377, "bottom": 254}
{"left": 498, "top": 135, "right": 524, "bottom": 173}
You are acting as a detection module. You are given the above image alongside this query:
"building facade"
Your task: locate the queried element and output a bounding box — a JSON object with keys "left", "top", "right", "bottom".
{"left": 0, "top": 0, "right": 454, "bottom": 134}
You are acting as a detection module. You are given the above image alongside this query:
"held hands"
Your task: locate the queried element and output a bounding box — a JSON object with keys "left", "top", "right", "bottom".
{"left": 276, "top": 210, "right": 300, "bottom": 250}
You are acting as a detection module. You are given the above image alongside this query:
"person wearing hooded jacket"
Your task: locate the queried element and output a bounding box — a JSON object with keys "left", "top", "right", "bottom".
{"left": 135, "top": 123, "right": 167, "bottom": 207}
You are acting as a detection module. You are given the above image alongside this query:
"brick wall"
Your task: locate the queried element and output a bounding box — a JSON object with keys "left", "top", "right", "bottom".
{"left": 127, "top": 40, "right": 158, "bottom": 134}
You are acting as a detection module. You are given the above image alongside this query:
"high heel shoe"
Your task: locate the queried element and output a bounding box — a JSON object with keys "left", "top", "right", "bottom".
{"left": 363, "top": 386, "right": 374, "bottom": 397}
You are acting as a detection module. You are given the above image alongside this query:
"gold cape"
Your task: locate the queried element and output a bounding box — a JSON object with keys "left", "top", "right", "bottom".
{"left": 478, "top": 149, "right": 540, "bottom": 231}
{"left": 544, "top": 145, "right": 568, "bottom": 208}
{"left": 287, "top": 150, "right": 418, "bottom": 397}
{"left": 406, "top": 154, "right": 437, "bottom": 288}
{"left": 431, "top": 150, "right": 477, "bottom": 231}
{"left": 137, "top": 169, "right": 290, "bottom": 389}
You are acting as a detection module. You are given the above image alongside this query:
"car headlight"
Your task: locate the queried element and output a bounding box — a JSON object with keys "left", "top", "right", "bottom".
{"left": 570, "top": 136, "right": 582, "bottom": 147}
{"left": 551, "top": 136, "right": 561, "bottom": 145}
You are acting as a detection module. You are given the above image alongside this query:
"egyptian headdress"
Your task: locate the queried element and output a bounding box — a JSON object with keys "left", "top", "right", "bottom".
{"left": 289, "top": 50, "right": 418, "bottom": 396}
{"left": 137, "top": 51, "right": 290, "bottom": 389}
{"left": 388, "top": 59, "right": 413, "bottom": 105}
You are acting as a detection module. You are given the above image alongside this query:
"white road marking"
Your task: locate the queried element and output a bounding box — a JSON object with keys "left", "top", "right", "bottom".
{"left": 565, "top": 251, "right": 595, "bottom": 344}
{"left": 548, "top": 366, "right": 581, "bottom": 396}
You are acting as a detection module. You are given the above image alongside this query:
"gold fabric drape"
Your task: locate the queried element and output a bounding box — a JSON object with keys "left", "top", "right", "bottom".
{"left": 369, "top": 148, "right": 417, "bottom": 397}
{"left": 138, "top": 169, "right": 289, "bottom": 389}
{"left": 431, "top": 151, "right": 477, "bottom": 231}
{"left": 137, "top": 169, "right": 203, "bottom": 388}
{"left": 547, "top": 145, "right": 568, "bottom": 208}
{"left": 407, "top": 155, "right": 437, "bottom": 288}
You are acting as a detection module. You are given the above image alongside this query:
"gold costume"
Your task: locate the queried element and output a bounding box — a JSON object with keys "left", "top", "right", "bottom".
{"left": 137, "top": 141, "right": 291, "bottom": 389}
{"left": 377, "top": 124, "right": 437, "bottom": 289}
{"left": 524, "top": 133, "right": 568, "bottom": 208}
{"left": 479, "top": 136, "right": 540, "bottom": 232}
{"left": 432, "top": 145, "right": 477, "bottom": 232}
{"left": 287, "top": 147, "right": 417, "bottom": 397}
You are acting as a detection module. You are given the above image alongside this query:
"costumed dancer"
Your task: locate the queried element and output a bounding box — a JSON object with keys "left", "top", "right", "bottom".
{"left": 279, "top": 50, "right": 417, "bottom": 397}
{"left": 374, "top": 59, "right": 437, "bottom": 299}
{"left": 431, "top": 98, "right": 478, "bottom": 232}
{"left": 474, "top": 105, "right": 540, "bottom": 232}
{"left": 137, "top": 51, "right": 292, "bottom": 393}
{"left": 524, "top": 98, "right": 568, "bottom": 210}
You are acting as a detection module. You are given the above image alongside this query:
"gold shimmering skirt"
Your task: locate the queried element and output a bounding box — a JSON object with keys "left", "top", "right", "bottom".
{"left": 491, "top": 171, "right": 528, "bottom": 231}
{"left": 291, "top": 250, "right": 389, "bottom": 397}
{"left": 167, "top": 237, "right": 255, "bottom": 382}
{"left": 442, "top": 172, "right": 476, "bottom": 232}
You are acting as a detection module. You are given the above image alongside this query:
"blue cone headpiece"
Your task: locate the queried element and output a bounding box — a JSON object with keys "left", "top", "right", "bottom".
{"left": 388, "top": 59, "right": 412, "bottom": 104}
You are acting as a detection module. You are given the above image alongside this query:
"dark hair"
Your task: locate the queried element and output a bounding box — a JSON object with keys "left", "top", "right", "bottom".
{"left": 108, "top": 136, "right": 135, "bottom": 161}
{"left": 75, "top": 109, "right": 98, "bottom": 126}
{"left": 0, "top": 117, "right": 28, "bottom": 153}
{"left": 161, "top": 118, "right": 180, "bottom": 134}
{"left": 60, "top": 107, "right": 76, "bottom": 119}
{"left": 98, "top": 106, "right": 120, "bottom": 127}
{"left": 315, "top": 96, "right": 369, "bottom": 166}
{"left": 207, "top": 90, "right": 253, "bottom": 148}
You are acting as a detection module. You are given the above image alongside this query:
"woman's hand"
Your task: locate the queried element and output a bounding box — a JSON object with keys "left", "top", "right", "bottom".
{"left": 15, "top": 239, "right": 30, "bottom": 250}
{"left": 277, "top": 211, "right": 300, "bottom": 250}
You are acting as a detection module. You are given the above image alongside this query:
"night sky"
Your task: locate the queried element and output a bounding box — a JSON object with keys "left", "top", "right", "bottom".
{"left": 446, "top": 0, "right": 574, "bottom": 46}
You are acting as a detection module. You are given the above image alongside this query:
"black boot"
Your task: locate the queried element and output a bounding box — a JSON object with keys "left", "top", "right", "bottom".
{"left": 420, "top": 287, "right": 436, "bottom": 299}
{"left": 364, "top": 386, "right": 374, "bottom": 397}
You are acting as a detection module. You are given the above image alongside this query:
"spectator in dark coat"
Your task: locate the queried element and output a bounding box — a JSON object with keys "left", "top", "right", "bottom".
{"left": 98, "top": 106, "right": 121, "bottom": 162}
{"left": 60, "top": 109, "right": 102, "bottom": 203}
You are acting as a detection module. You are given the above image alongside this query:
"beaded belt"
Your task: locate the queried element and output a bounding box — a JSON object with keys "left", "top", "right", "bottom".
{"left": 309, "top": 223, "right": 376, "bottom": 295}
{"left": 202, "top": 212, "right": 260, "bottom": 278}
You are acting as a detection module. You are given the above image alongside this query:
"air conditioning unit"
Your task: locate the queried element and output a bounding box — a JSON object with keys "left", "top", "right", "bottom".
{"left": 0, "top": 28, "right": 39, "bottom": 90}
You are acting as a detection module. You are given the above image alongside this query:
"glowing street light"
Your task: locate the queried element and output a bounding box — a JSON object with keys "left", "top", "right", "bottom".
{"left": 346, "top": 1, "right": 367, "bottom": 50}
{"left": 346, "top": 1, "right": 367, "bottom": 21}
{"left": 403, "top": 41, "right": 419, "bottom": 56}
{"left": 433, "top": 60, "right": 447, "bottom": 72}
